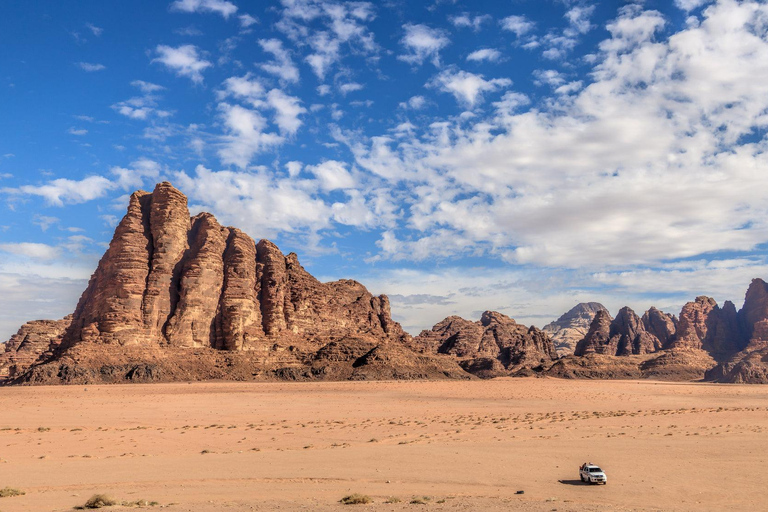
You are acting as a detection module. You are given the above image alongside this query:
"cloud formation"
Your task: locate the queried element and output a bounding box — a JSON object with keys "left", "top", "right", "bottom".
{"left": 153, "top": 45, "right": 212, "bottom": 84}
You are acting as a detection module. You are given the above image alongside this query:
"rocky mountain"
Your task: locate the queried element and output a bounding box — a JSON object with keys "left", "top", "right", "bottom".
{"left": 410, "top": 311, "right": 557, "bottom": 378}
{"left": 542, "top": 302, "right": 607, "bottom": 356}
{"left": 1, "top": 183, "right": 468, "bottom": 384}
{"left": 4, "top": 181, "right": 768, "bottom": 384}
{"left": 574, "top": 307, "right": 662, "bottom": 356}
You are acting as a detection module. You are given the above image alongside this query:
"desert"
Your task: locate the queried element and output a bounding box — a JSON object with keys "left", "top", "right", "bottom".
{"left": 5, "top": 1, "right": 768, "bottom": 511}
{"left": 1, "top": 379, "right": 767, "bottom": 511}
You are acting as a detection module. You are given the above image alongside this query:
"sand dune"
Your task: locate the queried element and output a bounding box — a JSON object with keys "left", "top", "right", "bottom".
{"left": 1, "top": 378, "right": 766, "bottom": 511}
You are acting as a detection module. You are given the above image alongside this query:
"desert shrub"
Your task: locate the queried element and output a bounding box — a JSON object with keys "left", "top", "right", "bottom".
{"left": 385, "top": 496, "right": 401, "bottom": 503}
{"left": 410, "top": 496, "right": 431, "bottom": 504}
{"left": 340, "top": 493, "right": 372, "bottom": 505}
{"left": 82, "top": 494, "right": 117, "bottom": 508}
{"left": 0, "top": 487, "right": 25, "bottom": 498}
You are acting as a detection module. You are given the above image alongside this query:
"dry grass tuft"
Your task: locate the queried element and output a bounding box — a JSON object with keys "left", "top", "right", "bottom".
{"left": 81, "top": 494, "right": 117, "bottom": 508}
{"left": 0, "top": 487, "right": 25, "bottom": 498}
{"left": 340, "top": 493, "right": 372, "bottom": 505}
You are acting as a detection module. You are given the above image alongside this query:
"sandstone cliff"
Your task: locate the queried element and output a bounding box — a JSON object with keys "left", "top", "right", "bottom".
{"left": 411, "top": 311, "right": 557, "bottom": 378}
{"left": 542, "top": 302, "right": 607, "bottom": 356}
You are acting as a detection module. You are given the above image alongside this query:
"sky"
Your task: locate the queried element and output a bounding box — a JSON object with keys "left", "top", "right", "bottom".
{"left": 2, "top": 0, "right": 768, "bottom": 342}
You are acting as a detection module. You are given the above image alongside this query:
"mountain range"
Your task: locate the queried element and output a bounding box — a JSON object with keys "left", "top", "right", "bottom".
{"left": 2, "top": 183, "right": 767, "bottom": 384}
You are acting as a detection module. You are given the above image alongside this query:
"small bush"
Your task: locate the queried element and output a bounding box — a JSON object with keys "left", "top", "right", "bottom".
{"left": 0, "top": 487, "right": 25, "bottom": 498}
{"left": 83, "top": 494, "right": 117, "bottom": 508}
{"left": 340, "top": 493, "right": 372, "bottom": 505}
{"left": 410, "top": 496, "right": 431, "bottom": 505}
{"left": 385, "top": 496, "right": 401, "bottom": 503}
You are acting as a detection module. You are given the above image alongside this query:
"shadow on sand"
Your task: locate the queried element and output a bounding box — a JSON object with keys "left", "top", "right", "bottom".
{"left": 558, "top": 479, "right": 590, "bottom": 486}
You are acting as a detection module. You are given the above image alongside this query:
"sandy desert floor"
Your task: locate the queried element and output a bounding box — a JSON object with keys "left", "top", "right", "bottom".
{"left": 0, "top": 378, "right": 767, "bottom": 512}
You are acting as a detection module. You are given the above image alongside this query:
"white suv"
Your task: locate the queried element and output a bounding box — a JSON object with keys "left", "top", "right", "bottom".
{"left": 579, "top": 463, "right": 607, "bottom": 484}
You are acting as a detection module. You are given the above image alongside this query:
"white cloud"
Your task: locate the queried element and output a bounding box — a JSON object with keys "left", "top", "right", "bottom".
{"left": 466, "top": 48, "right": 502, "bottom": 62}
{"left": 239, "top": 13, "right": 258, "bottom": 27}
{"left": 675, "top": 0, "right": 712, "bottom": 11}
{"left": 428, "top": 68, "right": 512, "bottom": 107}
{"left": 220, "top": 73, "right": 265, "bottom": 104}
{"left": 565, "top": 5, "right": 596, "bottom": 35}
{"left": 2, "top": 176, "right": 114, "bottom": 206}
{"left": 399, "top": 24, "right": 450, "bottom": 66}
{"left": 500, "top": 15, "right": 535, "bottom": 37}
{"left": 258, "top": 39, "right": 299, "bottom": 84}
{"left": 399, "top": 95, "right": 427, "bottom": 110}
{"left": 78, "top": 62, "right": 106, "bottom": 72}
{"left": 110, "top": 158, "right": 162, "bottom": 190}
{"left": 131, "top": 80, "right": 165, "bottom": 93}
{"left": 170, "top": 0, "right": 237, "bottom": 18}
{"left": 152, "top": 44, "right": 212, "bottom": 84}
{"left": 217, "top": 103, "right": 284, "bottom": 168}
{"left": 32, "top": 215, "right": 59, "bottom": 232}
{"left": 279, "top": 0, "right": 378, "bottom": 80}
{"left": 266, "top": 89, "right": 306, "bottom": 135}
{"left": 306, "top": 160, "right": 357, "bottom": 191}
{"left": 86, "top": 23, "right": 103, "bottom": 36}
{"left": 112, "top": 81, "right": 169, "bottom": 120}
{"left": 67, "top": 127, "right": 88, "bottom": 136}
{"left": 339, "top": 82, "right": 363, "bottom": 94}
{"left": 450, "top": 13, "right": 491, "bottom": 31}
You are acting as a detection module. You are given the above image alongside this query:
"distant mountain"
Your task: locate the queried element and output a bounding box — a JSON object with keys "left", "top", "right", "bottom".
{"left": 542, "top": 302, "right": 607, "bottom": 356}
{"left": 410, "top": 311, "right": 557, "bottom": 378}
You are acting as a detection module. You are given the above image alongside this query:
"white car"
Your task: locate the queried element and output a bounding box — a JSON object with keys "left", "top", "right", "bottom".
{"left": 579, "top": 463, "right": 607, "bottom": 484}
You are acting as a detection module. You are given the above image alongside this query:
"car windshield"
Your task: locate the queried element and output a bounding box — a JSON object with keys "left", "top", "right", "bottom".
{"left": 588, "top": 467, "right": 603, "bottom": 472}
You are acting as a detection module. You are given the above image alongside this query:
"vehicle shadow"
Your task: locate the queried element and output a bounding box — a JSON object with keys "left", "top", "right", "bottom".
{"left": 558, "top": 479, "right": 590, "bottom": 486}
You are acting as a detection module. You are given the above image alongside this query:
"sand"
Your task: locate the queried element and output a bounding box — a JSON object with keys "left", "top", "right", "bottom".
{"left": 0, "top": 378, "right": 767, "bottom": 511}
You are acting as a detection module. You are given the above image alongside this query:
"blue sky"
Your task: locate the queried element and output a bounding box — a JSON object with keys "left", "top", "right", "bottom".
{"left": 3, "top": 0, "right": 768, "bottom": 341}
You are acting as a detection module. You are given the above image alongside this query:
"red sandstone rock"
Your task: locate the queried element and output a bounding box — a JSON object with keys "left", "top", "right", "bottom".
{"left": 411, "top": 310, "right": 556, "bottom": 377}
{"left": 0, "top": 316, "right": 72, "bottom": 379}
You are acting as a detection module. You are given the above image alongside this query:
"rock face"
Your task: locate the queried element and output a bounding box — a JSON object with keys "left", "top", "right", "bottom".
{"left": 542, "top": 302, "right": 607, "bottom": 356}
{"left": 0, "top": 316, "right": 72, "bottom": 380}
{"left": 669, "top": 297, "right": 741, "bottom": 358}
{"left": 641, "top": 307, "right": 677, "bottom": 347}
{"left": 574, "top": 308, "right": 662, "bottom": 356}
{"left": 707, "top": 279, "right": 768, "bottom": 383}
{"left": 6, "top": 182, "right": 466, "bottom": 385}
{"left": 411, "top": 311, "right": 557, "bottom": 377}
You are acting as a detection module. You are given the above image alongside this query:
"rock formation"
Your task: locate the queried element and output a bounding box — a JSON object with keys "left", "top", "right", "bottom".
{"left": 3, "top": 182, "right": 467, "bottom": 385}
{"left": 0, "top": 316, "right": 72, "bottom": 380}
{"left": 411, "top": 311, "right": 557, "bottom": 378}
{"left": 668, "top": 297, "right": 741, "bottom": 358}
{"left": 542, "top": 302, "right": 607, "bottom": 356}
{"left": 574, "top": 307, "right": 662, "bottom": 356}
{"left": 641, "top": 307, "right": 677, "bottom": 347}
{"left": 707, "top": 279, "right": 768, "bottom": 383}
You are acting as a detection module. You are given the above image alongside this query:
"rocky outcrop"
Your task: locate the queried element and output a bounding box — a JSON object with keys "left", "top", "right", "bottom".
{"left": 668, "top": 297, "right": 741, "bottom": 358}
{"left": 706, "top": 279, "right": 768, "bottom": 383}
{"left": 0, "top": 316, "right": 72, "bottom": 380}
{"left": 543, "top": 302, "right": 607, "bottom": 356}
{"left": 739, "top": 278, "right": 768, "bottom": 348}
{"left": 411, "top": 311, "right": 556, "bottom": 377}
{"left": 642, "top": 307, "right": 677, "bottom": 347}
{"left": 7, "top": 182, "right": 465, "bottom": 385}
{"left": 574, "top": 308, "right": 661, "bottom": 356}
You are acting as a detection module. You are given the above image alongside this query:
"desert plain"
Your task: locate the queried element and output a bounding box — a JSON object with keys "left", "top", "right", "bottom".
{"left": 0, "top": 378, "right": 767, "bottom": 512}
